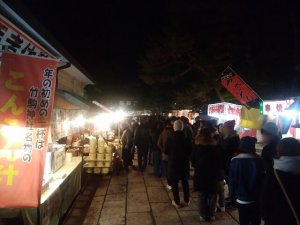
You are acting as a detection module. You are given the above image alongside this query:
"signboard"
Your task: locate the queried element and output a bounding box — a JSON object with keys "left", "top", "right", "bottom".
{"left": 208, "top": 102, "right": 242, "bottom": 125}
{"left": 263, "top": 100, "right": 294, "bottom": 116}
{"left": 208, "top": 102, "right": 242, "bottom": 117}
{"left": 221, "top": 67, "right": 258, "bottom": 105}
{"left": 0, "top": 52, "right": 57, "bottom": 207}
{"left": 0, "top": 15, "right": 53, "bottom": 58}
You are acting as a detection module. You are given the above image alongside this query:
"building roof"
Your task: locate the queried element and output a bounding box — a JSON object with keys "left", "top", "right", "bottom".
{"left": 0, "top": 0, "right": 95, "bottom": 84}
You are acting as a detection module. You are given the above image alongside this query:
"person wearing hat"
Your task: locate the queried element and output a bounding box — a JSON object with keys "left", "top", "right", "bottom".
{"left": 261, "top": 137, "right": 300, "bottom": 225}
{"left": 261, "top": 122, "right": 280, "bottom": 174}
{"left": 165, "top": 120, "right": 191, "bottom": 209}
{"left": 229, "top": 136, "right": 265, "bottom": 225}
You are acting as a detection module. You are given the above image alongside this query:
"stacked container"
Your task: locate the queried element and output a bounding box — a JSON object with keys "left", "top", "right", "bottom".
{"left": 84, "top": 136, "right": 113, "bottom": 174}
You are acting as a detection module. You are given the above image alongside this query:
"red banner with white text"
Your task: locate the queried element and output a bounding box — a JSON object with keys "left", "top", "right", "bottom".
{"left": 221, "top": 68, "right": 258, "bottom": 105}
{"left": 0, "top": 52, "right": 57, "bottom": 207}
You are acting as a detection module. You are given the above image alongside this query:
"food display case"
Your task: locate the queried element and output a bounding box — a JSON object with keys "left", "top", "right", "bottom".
{"left": 47, "top": 144, "right": 66, "bottom": 173}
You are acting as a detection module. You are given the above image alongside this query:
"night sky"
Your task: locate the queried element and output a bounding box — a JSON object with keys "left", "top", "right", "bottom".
{"left": 18, "top": 0, "right": 167, "bottom": 84}
{"left": 10, "top": 0, "right": 300, "bottom": 103}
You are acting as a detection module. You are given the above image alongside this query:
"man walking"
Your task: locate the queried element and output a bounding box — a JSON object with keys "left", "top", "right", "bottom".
{"left": 134, "top": 118, "right": 151, "bottom": 172}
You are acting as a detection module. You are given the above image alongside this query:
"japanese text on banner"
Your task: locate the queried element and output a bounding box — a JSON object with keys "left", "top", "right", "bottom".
{"left": 0, "top": 52, "right": 57, "bottom": 207}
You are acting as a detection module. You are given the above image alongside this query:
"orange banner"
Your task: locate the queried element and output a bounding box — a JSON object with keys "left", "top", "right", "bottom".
{"left": 0, "top": 52, "right": 57, "bottom": 207}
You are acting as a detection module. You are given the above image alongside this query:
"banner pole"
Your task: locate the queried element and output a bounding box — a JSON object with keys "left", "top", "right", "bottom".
{"left": 216, "top": 65, "right": 231, "bottom": 81}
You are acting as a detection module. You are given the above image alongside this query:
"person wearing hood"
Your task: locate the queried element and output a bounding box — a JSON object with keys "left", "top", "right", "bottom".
{"left": 261, "top": 122, "right": 280, "bottom": 174}
{"left": 229, "top": 137, "right": 264, "bottom": 225}
{"left": 165, "top": 120, "right": 191, "bottom": 209}
{"left": 261, "top": 137, "right": 300, "bottom": 225}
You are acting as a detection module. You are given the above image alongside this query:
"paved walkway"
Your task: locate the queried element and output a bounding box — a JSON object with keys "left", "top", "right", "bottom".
{"left": 63, "top": 164, "right": 240, "bottom": 225}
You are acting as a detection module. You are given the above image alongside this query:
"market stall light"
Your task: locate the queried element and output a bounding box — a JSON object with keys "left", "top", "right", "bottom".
{"left": 286, "top": 98, "right": 300, "bottom": 111}
{"left": 63, "top": 119, "right": 71, "bottom": 136}
{"left": 93, "top": 110, "right": 127, "bottom": 132}
{"left": 94, "top": 113, "right": 111, "bottom": 132}
{"left": 286, "top": 98, "right": 300, "bottom": 128}
{"left": 113, "top": 110, "right": 127, "bottom": 123}
{"left": 1, "top": 125, "right": 26, "bottom": 143}
{"left": 281, "top": 110, "right": 298, "bottom": 119}
{"left": 73, "top": 115, "right": 86, "bottom": 127}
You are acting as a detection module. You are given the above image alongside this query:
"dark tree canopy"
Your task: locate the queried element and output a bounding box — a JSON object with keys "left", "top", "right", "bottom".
{"left": 139, "top": 0, "right": 299, "bottom": 109}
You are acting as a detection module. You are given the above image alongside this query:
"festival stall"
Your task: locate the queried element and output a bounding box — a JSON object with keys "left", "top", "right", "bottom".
{"left": 169, "top": 110, "right": 199, "bottom": 123}
{"left": 208, "top": 102, "right": 264, "bottom": 138}
{"left": 0, "top": 7, "right": 91, "bottom": 225}
{"left": 61, "top": 111, "right": 126, "bottom": 175}
{"left": 0, "top": 50, "right": 74, "bottom": 225}
{"left": 262, "top": 99, "right": 300, "bottom": 139}
{"left": 207, "top": 102, "right": 242, "bottom": 127}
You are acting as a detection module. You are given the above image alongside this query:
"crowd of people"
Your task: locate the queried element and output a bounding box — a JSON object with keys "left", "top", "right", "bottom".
{"left": 120, "top": 116, "right": 300, "bottom": 225}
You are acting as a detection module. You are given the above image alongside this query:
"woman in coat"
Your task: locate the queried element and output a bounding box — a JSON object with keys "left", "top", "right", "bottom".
{"left": 191, "top": 127, "right": 222, "bottom": 222}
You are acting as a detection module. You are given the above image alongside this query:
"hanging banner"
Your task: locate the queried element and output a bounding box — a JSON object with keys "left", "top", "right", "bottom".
{"left": 0, "top": 52, "right": 57, "bottom": 207}
{"left": 0, "top": 14, "right": 53, "bottom": 58}
{"left": 221, "top": 67, "right": 258, "bottom": 105}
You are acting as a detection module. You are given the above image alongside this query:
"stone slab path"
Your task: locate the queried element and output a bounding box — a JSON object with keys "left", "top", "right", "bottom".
{"left": 63, "top": 164, "right": 240, "bottom": 225}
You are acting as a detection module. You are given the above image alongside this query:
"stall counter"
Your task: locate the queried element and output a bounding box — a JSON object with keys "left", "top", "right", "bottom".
{"left": 22, "top": 157, "right": 82, "bottom": 225}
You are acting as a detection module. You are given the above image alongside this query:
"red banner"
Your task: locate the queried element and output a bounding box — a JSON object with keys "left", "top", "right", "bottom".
{"left": 221, "top": 68, "right": 258, "bottom": 105}
{"left": 0, "top": 52, "right": 57, "bottom": 207}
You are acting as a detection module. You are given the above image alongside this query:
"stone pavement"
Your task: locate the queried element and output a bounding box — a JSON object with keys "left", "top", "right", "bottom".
{"left": 63, "top": 164, "right": 240, "bottom": 225}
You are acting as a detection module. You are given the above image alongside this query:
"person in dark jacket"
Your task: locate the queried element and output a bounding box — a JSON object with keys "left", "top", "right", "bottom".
{"left": 192, "top": 127, "right": 222, "bottom": 222}
{"left": 180, "top": 116, "right": 194, "bottom": 143}
{"left": 261, "top": 122, "right": 280, "bottom": 174}
{"left": 165, "top": 120, "right": 191, "bottom": 209}
{"left": 261, "top": 137, "right": 300, "bottom": 225}
{"left": 221, "top": 120, "right": 240, "bottom": 183}
{"left": 213, "top": 132, "right": 226, "bottom": 212}
{"left": 150, "top": 121, "right": 163, "bottom": 177}
{"left": 121, "top": 122, "right": 134, "bottom": 171}
{"left": 229, "top": 136, "right": 264, "bottom": 225}
{"left": 134, "top": 119, "right": 150, "bottom": 172}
